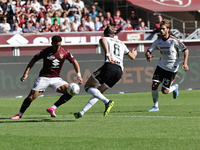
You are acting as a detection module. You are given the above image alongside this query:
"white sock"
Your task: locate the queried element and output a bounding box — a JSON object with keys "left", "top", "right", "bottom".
{"left": 168, "top": 85, "right": 176, "bottom": 93}
{"left": 152, "top": 90, "right": 158, "bottom": 108}
{"left": 51, "top": 105, "right": 57, "bottom": 109}
{"left": 87, "top": 87, "right": 109, "bottom": 104}
{"left": 80, "top": 96, "right": 98, "bottom": 115}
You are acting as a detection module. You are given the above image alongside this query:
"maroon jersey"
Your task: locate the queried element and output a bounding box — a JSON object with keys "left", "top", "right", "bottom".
{"left": 21, "top": 5, "right": 26, "bottom": 12}
{"left": 78, "top": 25, "right": 92, "bottom": 31}
{"left": 34, "top": 47, "right": 75, "bottom": 77}
{"left": 15, "top": 4, "right": 22, "bottom": 13}
{"left": 42, "top": 27, "right": 51, "bottom": 32}
{"left": 113, "top": 25, "right": 121, "bottom": 31}
{"left": 50, "top": 24, "right": 60, "bottom": 32}
{"left": 45, "top": 5, "right": 53, "bottom": 12}
{"left": 98, "top": 26, "right": 107, "bottom": 31}
{"left": 105, "top": 17, "right": 114, "bottom": 25}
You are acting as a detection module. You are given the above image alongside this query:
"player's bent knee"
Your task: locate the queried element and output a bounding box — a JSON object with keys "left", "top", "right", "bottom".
{"left": 152, "top": 87, "right": 158, "bottom": 91}
{"left": 161, "top": 88, "right": 169, "bottom": 94}
{"left": 27, "top": 96, "right": 36, "bottom": 101}
{"left": 151, "top": 84, "right": 159, "bottom": 90}
{"left": 152, "top": 85, "right": 158, "bottom": 91}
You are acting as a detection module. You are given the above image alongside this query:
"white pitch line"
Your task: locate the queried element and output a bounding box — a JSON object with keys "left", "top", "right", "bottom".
{"left": 110, "top": 115, "right": 200, "bottom": 119}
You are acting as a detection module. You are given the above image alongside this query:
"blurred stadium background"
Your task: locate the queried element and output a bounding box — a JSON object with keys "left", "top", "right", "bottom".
{"left": 0, "top": 0, "right": 200, "bottom": 98}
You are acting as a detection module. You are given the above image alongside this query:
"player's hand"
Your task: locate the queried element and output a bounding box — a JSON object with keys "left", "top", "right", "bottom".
{"left": 146, "top": 55, "right": 154, "bottom": 62}
{"left": 21, "top": 74, "right": 28, "bottom": 82}
{"left": 107, "top": 55, "right": 116, "bottom": 64}
{"left": 131, "top": 48, "right": 137, "bottom": 56}
{"left": 182, "top": 64, "right": 189, "bottom": 71}
{"left": 77, "top": 76, "right": 83, "bottom": 85}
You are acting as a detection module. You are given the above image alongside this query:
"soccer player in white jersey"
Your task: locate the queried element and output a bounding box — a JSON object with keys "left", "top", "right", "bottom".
{"left": 145, "top": 19, "right": 189, "bottom": 112}
{"left": 74, "top": 25, "right": 137, "bottom": 118}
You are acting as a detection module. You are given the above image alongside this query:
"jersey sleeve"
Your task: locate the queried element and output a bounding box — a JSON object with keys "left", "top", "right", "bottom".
{"left": 66, "top": 51, "right": 76, "bottom": 63}
{"left": 33, "top": 49, "right": 45, "bottom": 60}
{"left": 175, "top": 40, "right": 187, "bottom": 52}
{"left": 147, "top": 40, "right": 158, "bottom": 53}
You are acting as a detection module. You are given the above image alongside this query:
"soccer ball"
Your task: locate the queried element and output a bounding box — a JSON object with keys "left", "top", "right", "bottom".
{"left": 67, "top": 83, "right": 80, "bottom": 95}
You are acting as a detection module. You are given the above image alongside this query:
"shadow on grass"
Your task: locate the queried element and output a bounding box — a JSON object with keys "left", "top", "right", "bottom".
{"left": 0, "top": 118, "right": 76, "bottom": 123}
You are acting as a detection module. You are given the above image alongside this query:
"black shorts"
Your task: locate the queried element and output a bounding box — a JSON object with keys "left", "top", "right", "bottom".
{"left": 152, "top": 66, "right": 177, "bottom": 89}
{"left": 92, "top": 62, "right": 123, "bottom": 88}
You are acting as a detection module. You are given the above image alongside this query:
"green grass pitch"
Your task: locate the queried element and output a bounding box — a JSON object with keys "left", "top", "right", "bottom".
{"left": 0, "top": 90, "right": 200, "bottom": 150}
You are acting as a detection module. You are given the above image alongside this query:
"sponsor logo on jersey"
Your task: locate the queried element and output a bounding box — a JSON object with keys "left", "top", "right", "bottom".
{"left": 160, "top": 50, "right": 171, "bottom": 55}
{"left": 60, "top": 54, "right": 64, "bottom": 59}
{"left": 160, "top": 47, "right": 170, "bottom": 49}
{"left": 52, "top": 59, "right": 60, "bottom": 68}
{"left": 47, "top": 55, "right": 55, "bottom": 60}
{"left": 70, "top": 53, "right": 74, "bottom": 58}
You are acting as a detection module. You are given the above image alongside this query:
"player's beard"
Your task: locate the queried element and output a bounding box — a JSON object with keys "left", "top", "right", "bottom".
{"left": 160, "top": 31, "right": 168, "bottom": 39}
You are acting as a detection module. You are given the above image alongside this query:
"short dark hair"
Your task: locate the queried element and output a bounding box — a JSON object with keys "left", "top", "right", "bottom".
{"left": 52, "top": 35, "right": 62, "bottom": 43}
{"left": 104, "top": 25, "right": 115, "bottom": 36}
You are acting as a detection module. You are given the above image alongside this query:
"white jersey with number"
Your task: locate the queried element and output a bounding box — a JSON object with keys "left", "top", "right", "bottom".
{"left": 101, "top": 37, "right": 129, "bottom": 70}
{"left": 148, "top": 35, "right": 187, "bottom": 72}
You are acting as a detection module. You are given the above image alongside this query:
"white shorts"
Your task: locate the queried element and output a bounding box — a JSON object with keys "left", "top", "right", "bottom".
{"left": 32, "top": 77, "right": 68, "bottom": 92}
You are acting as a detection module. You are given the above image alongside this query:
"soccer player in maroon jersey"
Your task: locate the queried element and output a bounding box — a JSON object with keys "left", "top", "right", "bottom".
{"left": 11, "top": 35, "right": 83, "bottom": 119}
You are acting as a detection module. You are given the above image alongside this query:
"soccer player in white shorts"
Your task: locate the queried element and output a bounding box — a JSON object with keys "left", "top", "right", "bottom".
{"left": 11, "top": 35, "right": 83, "bottom": 119}
{"left": 32, "top": 77, "right": 68, "bottom": 92}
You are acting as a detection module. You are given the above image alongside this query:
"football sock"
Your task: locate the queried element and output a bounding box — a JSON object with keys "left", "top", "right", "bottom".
{"left": 54, "top": 94, "right": 73, "bottom": 108}
{"left": 51, "top": 105, "right": 57, "bottom": 109}
{"left": 87, "top": 87, "right": 109, "bottom": 104}
{"left": 81, "top": 96, "right": 98, "bottom": 115}
{"left": 19, "top": 97, "right": 32, "bottom": 115}
{"left": 152, "top": 90, "right": 158, "bottom": 108}
{"left": 168, "top": 85, "right": 177, "bottom": 93}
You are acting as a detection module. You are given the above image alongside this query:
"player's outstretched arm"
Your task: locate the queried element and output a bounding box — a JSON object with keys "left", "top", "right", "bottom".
{"left": 182, "top": 48, "right": 189, "bottom": 71}
{"left": 127, "top": 48, "right": 137, "bottom": 60}
{"left": 21, "top": 57, "right": 37, "bottom": 82}
{"left": 72, "top": 59, "right": 83, "bottom": 85}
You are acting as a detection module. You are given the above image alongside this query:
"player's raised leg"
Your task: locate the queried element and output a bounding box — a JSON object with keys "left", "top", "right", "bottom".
{"left": 166, "top": 84, "right": 179, "bottom": 99}
{"left": 172, "top": 84, "right": 179, "bottom": 99}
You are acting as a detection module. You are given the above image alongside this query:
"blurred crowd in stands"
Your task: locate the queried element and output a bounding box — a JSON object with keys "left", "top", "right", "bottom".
{"left": 0, "top": 0, "right": 161, "bottom": 34}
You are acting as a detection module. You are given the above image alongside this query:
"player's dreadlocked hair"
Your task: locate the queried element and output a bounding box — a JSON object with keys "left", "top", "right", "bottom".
{"left": 52, "top": 35, "right": 62, "bottom": 43}
{"left": 160, "top": 19, "right": 171, "bottom": 34}
{"left": 104, "top": 25, "right": 115, "bottom": 36}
